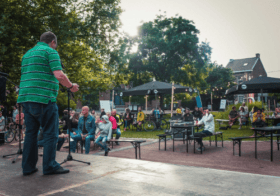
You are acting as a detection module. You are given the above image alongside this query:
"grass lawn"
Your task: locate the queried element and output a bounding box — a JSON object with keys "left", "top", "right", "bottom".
{"left": 119, "top": 121, "right": 279, "bottom": 141}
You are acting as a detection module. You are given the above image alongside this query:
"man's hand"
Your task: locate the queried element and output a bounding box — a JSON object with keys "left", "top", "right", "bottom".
{"left": 70, "top": 83, "right": 79, "bottom": 93}
{"left": 73, "top": 132, "right": 77, "bottom": 135}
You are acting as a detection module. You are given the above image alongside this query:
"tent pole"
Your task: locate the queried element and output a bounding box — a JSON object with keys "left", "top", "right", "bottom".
{"left": 146, "top": 95, "right": 148, "bottom": 114}
{"left": 171, "top": 82, "right": 174, "bottom": 117}
{"left": 261, "top": 89, "right": 263, "bottom": 108}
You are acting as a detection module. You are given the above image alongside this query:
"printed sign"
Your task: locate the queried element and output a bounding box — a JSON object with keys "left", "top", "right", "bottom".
{"left": 100, "top": 100, "right": 111, "bottom": 113}
{"left": 220, "top": 99, "right": 227, "bottom": 110}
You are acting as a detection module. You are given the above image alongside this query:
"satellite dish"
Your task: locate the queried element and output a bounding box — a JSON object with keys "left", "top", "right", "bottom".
{"left": 154, "top": 89, "right": 158, "bottom": 94}
{"left": 120, "top": 92, "right": 123, "bottom": 97}
{"left": 241, "top": 84, "right": 247, "bottom": 90}
{"left": 189, "top": 88, "right": 193, "bottom": 92}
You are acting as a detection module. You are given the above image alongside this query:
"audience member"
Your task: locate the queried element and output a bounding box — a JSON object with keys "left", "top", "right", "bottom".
{"left": 181, "top": 108, "right": 193, "bottom": 121}
{"left": 91, "top": 110, "right": 95, "bottom": 116}
{"left": 136, "top": 107, "right": 145, "bottom": 131}
{"left": 70, "top": 106, "right": 96, "bottom": 154}
{"left": 192, "top": 106, "right": 202, "bottom": 121}
{"left": 176, "top": 107, "right": 182, "bottom": 115}
{"left": 194, "top": 109, "right": 215, "bottom": 152}
{"left": 0, "top": 111, "right": 5, "bottom": 132}
{"left": 95, "top": 116, "right": 101, "bottom": 139}
{"left": 95, "top": 115, "right": 112, "bottom": 156}
{"left": 272, "top": 108, "right": 280, "bottom": 118}
{"left": 111, "top": 109, "right": 122, "bottom": 145}
{"left": 180, "top": 106, "right": 185, "bottom": 115}
{"left": 228, "top": 106, "right": 239, "bottom": 128}
{"left": 61, "top": 110, "right": 70, "bottom": 133}
{"left": 100, "top": 108, "right": 106, "bottom": 119}
{"left": 16, "top": 109, "right": 25, "bottom": 140}
{"left": 12, "top": 105, "right": 19, "bottom": 123}
{"left": 238, "top": 107, "right": 248, "bottom": 129}
{"left": 239, "top": 103, "right": 248, "bottom": 113}
{"left": 0, "top": 104, "right": 7, "bottom": 123}
{"left": 252, "top": 108, "right": 266, "bottom": 128}
{"left": 68, "top": 112, "right": 80, "bottom": 140}
{"left": 123, "top": 108, "right": 133, "bottom": 131}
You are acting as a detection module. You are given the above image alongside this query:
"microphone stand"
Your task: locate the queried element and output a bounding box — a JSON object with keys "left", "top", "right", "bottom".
{"left": 59, "top": 85, "right": 90, "bottom": 165}
{"left": 1, "top": 73, "right": 23, "bottom": 163}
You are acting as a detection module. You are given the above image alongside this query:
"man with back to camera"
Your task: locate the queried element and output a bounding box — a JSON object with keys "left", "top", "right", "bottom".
{"left": 17, "top": 31, "right": 79, "bottom": 176}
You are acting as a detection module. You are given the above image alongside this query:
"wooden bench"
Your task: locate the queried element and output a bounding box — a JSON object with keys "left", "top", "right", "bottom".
{"left": 107, "top": 139, "right": 146, "bottom": 159}
{"left": 229, "top": 134, "right": 280, "bottom": 157}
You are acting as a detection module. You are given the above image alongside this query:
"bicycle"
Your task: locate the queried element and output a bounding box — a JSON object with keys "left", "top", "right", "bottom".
{"left": 4, "top": 118, "right": 24, "bottom": 143}
{"left": 143, "top": 114, "right": 170, "bottom": 132}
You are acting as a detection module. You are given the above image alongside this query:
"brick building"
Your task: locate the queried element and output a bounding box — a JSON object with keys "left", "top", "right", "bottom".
{"left": 226, "top": 53, "right": 267, "bottom": 103}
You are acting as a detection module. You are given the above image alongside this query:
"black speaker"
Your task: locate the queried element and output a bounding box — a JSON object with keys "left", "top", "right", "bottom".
{"left": 0, "top": 132, "right": 4, "bottom": 145}
{"left": 0, "top": 77, "right": 7, "bottom": 101}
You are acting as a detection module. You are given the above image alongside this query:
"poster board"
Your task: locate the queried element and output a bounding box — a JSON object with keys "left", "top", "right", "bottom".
{"left": 220, "top": 99, "right": 227, "bottom": 110}
{"left": 100, "top": 100, "right": 111, "bottom": 113}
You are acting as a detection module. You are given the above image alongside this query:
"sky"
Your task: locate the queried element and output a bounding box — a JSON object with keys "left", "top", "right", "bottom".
{"left": 119, "top": 0, "right": 280, "bottom": 78}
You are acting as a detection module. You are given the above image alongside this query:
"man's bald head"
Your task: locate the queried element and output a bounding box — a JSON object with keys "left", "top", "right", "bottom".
{"left": 82, "top": 106, "right": 89, "bottom": 117}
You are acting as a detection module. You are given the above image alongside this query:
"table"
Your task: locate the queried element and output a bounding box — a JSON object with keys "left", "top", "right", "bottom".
{"left": 265, "top": 117, "right": 280, "bottom": 126}
{"left": 254, "top": 126, "right": 280, "bottom": 161}
{"left": 170, "top": 123, "right": 196, "bottom": 152}
{"left": 215, "top": 119, "right": 229, "bottom": 127}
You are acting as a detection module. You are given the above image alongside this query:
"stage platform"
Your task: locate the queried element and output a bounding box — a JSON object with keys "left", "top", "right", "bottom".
{"left": 1, "top": 145, "right": 280, "bottom": 196}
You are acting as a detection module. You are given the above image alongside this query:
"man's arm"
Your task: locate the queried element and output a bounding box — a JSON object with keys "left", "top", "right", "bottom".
{"left": 89, "top": 118, "right": 96, "bottom": 135}
{"left": 53, "top": 70, "right": 79, "bottom": 92}
{"left": 205, "top": 114, "right": 214, "bottom": 122}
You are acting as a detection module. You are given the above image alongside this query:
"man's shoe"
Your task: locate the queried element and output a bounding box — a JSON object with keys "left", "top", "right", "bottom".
{"left": 23, "top": 168, "right": 38, "bottom": 176}
{"left": 44, "top": 167, "right": 69, "bottom": 175}
{"left": 196, "top": 147, "right": 201, "bottom": 151}
{"left": 104, "top": 151, "right": 109, "bottom": 156}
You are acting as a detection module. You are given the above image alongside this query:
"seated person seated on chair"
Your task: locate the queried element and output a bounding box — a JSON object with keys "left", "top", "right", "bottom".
{"left": 100, "top": 108, "right": 106, "bottom": 119}
{"left": 136, "top": 107, "right": 145, "bottom": 131}
{"left": 176, "top": 107, "right": 182, "bottom": 115}
{"left": 192, "top": 106, "right": 202, "bottom": 121}
{"left": 91, "top": 110, "right": 95, "bottom": 116}
{"left": 61, "top": 110, "right": 70, "bottom": 133}
{"left": 252, "top": 108, "right": 266, "bottom": 128}
{"left": 95, "top": 115, "right": 112, "bottom": 156}
{"left": 272, "top": 108, "right": 280, "bottom": 118}
{"left": 239, "top": 102, "right": 248, "bottom": 113}
{"left": 111, "top": 109, "right": 122, "bottom": 145}
{"left": 123, "top": 108, "right": 133, "bottom": 131}
{"left": 68, "top": 112, "right": 80, "bottom": 139}
{"left": 69, "top": 106, "right": 96, "bottom": 154}
{"left": 238, "top": 106, "right": 248, "bottom": 129}
{"left": 194, "top": 109, "right": 215, "bottom": 152}
{"left": 38, "top": 127, "right": 67, "bottom": 151}
{"left": 0, "top": 111, "right": 5, "bottom": 132}
{"left": 180, "top": 106, "right": 185, "bottom": 115}
{"left": 228, "top": 106, "right": 239, "bottom": 128}
{"left": 95, "top": 116, "right": 101, "bottom": 139}
{"left": 181, "top": 108, "right": 193, "bottom": 121}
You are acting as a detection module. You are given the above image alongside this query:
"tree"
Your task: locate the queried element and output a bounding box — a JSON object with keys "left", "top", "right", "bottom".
{"left": 130, "top": 13, "right": 211, "bottom": 86}
{"left": 204, "top": 63, "right": 235, "bottom": 98}
{"left": 0, "top": 0, "right": 125, "bottom": 109}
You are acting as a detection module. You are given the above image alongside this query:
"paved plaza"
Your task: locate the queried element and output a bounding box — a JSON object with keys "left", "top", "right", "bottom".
{"left": 1, "top": 139, "right": 280, "bottom": 196}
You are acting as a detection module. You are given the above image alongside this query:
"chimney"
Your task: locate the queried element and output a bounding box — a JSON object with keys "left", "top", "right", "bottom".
{"left": 229, "top": 59, "right": 234, "bottom": 63}
{"left": 256, "top": 53, "right": 260, "bottom": 58}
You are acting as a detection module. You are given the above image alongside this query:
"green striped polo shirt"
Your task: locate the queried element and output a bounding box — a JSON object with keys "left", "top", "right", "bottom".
{"left": 17, "top": 42, "right": 62, "bottom": 104}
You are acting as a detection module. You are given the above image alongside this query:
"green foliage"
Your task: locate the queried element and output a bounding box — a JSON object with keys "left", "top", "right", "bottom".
{"left": 0, "top": 0, "right": 126, "bottom": 108}
{"left": 56, "top": 91, "right": 77, "bottom": 115}
{"left": 129, "top": 13, "right": 211, "bottom": 86}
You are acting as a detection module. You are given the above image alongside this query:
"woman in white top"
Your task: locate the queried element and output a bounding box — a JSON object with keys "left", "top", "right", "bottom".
{"left": 238, "top": 107, "right": 248, "bottom": 129}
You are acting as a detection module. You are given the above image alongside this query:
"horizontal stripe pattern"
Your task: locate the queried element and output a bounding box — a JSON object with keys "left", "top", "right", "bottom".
{"left": 17, "top": 42, "right": 62, "bottom": 104}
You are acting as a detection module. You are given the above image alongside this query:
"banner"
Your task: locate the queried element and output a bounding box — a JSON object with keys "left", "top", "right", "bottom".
{"left": 195, "top": 95, "right": 202, "bottom": 108}
{"left": 100, "top": 100, "right": 111, "bottom": 113}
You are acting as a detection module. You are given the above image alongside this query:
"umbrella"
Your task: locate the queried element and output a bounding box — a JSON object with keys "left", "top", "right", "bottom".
{"left": 121, "top": 81, "right": 194, "bottom": 115}
{"left": 225, "top": 76, "right": 280, "bottom": 108}
{"left": 225, "top": 76, "right": 280, "bottom": 95}
{"left": 122, "top": 81, "right": 193, "bottom": 96}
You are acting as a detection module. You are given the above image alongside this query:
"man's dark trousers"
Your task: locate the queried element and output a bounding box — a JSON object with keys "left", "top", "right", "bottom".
{"left": 22, "top": 100, "right": 60, "bottom": 175}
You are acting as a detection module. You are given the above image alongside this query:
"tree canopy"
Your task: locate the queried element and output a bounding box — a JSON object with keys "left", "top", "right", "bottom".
{"left": 0, "top": 0, "right": 129, "bottom": 110}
